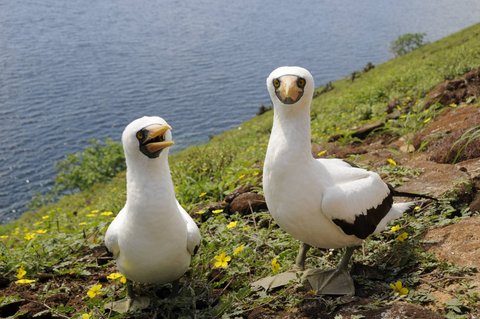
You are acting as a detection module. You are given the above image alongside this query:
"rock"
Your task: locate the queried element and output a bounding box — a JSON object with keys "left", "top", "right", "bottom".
{"left": 424, "top": 67, "right": 480, "bottom": 109}
{"left": 397, "top": 157, "right": 471, "bottom": 198}
{"left": 469, "top": 193, "right": 480, "bottom": 212}
{"left": 423, "top": 216, "right": 480, "bottom": 268}
{"left": 256, "top": 105, "right": 272, "bottom": 116}
{"left": 228, "top": 192, "right": 267, "bottom": 215}
{"left": 225, "top": 185, "right": 253, "bottom": 203}
{"left": 456, "top": 158, "right": 480, "bottom": 182}
{"left": 396, "top": 137, "right": 416, "bottom": 153}
{"left": 328, "top": 121, "right": 384, "bottom": 142}
{"left": 363, "top": 62, "right": 375, "bottom": 73}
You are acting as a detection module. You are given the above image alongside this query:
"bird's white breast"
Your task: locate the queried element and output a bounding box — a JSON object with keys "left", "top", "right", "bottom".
{"left": 117, "top": 203, "right": 190, "bottom": 283}
{"left": 263, "top": 159, "right": 362, "bottom": 249}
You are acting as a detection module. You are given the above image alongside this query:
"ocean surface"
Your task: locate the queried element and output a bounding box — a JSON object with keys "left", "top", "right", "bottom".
{"left": 1, "top": 0, "right": 479, "bottom": 223}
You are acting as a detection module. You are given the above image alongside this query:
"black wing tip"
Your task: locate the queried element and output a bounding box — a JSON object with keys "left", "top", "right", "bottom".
{"left": 333, "top": 192, "right": 394, "bottom": 240}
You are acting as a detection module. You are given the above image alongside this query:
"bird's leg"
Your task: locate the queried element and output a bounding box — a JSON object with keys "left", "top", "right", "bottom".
{"left": 105, "top": 280, "right": 135, "bottom": 313}
{"left": 171, "top": 279, "right": 181, "bottom": 296}
{"left": 189, "top": 285, "right": 197, "bottom": 319}
{"left": 294, "top": 243, "right": 311, "bottom": 271}
{"left": 302, "top": 246, "right": 356, "bottom": 295}
{"left": 336, "top": 246, "right": 356, "bottom": 271}
{"left": 251, "top": 242, "right": 309, "bottom": 290}
{"left": 127, "top": 280, "right": 135, "bottom": 301}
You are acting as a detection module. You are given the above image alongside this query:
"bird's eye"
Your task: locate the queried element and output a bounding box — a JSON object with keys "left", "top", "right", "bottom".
{"left": 272, "top": 79, "right": 280, "bottom": 89}
{"left": 297, "top": 78, "right": 306, "bottom": 88}
{"left": 136, "top": 131, "right": 144, "bottom": 140}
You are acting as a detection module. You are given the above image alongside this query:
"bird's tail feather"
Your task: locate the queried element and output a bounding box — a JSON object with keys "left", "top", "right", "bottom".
{"left": 374, "top": 202, "right": 414, "bottom": 234}
{"left": 388, "top": 184, "right": 437, "bottom": 201}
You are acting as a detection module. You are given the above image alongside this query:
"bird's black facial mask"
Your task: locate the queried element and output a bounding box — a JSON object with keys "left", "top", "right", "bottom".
{"left": 136, "top": 124, "right": 173, "bottom": 158}
{"left": 273, "top": 75, "right": 306, "bottom": 105}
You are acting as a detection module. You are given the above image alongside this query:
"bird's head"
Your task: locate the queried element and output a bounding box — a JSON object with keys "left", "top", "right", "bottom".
{"left": 266, "top": 66, "right": 314, "bottom": 108}
{"left": 122, "top": 116, "right": 174, "bottom": 159}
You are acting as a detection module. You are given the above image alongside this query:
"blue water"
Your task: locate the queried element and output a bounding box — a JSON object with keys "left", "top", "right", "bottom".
{"left": 1, "top": 0, "right": 479, "bottom": 223}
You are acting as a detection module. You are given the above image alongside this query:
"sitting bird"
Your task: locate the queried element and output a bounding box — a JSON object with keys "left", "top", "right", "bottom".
{"left": 261, "top": 66, "right": 429, "bottom": 295}
{"left": 105, "top": 116, "right": 201, "bottom": 304}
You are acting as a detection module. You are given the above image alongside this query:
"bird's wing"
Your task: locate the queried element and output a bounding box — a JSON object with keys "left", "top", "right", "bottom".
{"left": 177, "top": 201, "right": 201, "bottom": 255}
{"left": 104, "top": 207, "right": 125, "bottom": 259}
{"left": 320, "top": 160, "right": 392, "bottom": 239}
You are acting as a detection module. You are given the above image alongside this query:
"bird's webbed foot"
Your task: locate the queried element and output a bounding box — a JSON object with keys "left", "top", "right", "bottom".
{"left": 105, "top": 280, "right": 150, "bottom": 313}
{"left": 302, "top": 268, "right": 354, "bottom": 295}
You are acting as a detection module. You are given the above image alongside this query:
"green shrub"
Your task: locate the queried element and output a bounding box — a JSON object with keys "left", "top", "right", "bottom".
{"left": 53, "top": 139, "right": 125, "bottom": 193}
{"left": 390, "top": 33, "right": 427, "bottom": 57}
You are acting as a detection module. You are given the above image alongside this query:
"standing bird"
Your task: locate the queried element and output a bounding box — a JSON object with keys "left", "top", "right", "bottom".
{"left": 262, "top": 66, "right": 417, "bottom": 295}
{"left": 105, "top": 116, "right": 201, "bottom": 302}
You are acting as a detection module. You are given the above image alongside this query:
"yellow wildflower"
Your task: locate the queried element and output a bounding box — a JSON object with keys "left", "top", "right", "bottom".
{"left": 15, "top": 279, "right": 36, "bottom": 284}
{"left": 41, "top": 215, "right": 50, "bottom": 220}
{"left": 414, "top": 206, "right": 421, "bottom": 212}
{"left": 390, "top": 280, "right": 409, "bottom": 295}
{"left": 317, "top": 150, "right": 327, "bottom": 157}
{"left": 79, "top": 222, "right": 87, "bottom": 226}
{"left": 271, "top": 258, "right": 280, "bottom": 273}
{"left": 106, "top": 272, "right": 127, "bottom": 284}
{"left": 390, "top": 225, "right": 401, "bottom": 233}
{"left": 24, "top": 233, "right": 36, "bottom": 241}
{"left": 449, "top": 103, "right": 457, "bottom": 108}
{"left": 0, "top": 235, "right": 8, "bottom": 240}
{"left": 226, "top": 221, "right": 238, "bottom": 229}
{"left": 212, "top": 209, "right": 223, "bottom": 214}
{"left": 17, "top": 265, "right": 26, "bottom": 279}
{"left": 91, "top": 210, "right": 99, "bottom": 214}
{"left": 423, "top": 117, "right": 431, "bottom": 124}
{"left": 213, "top": 252, "right": 231, "bottom": 269}
{"left": 86, "top": 284, "right": 103, "bottom": 298}
{"left": 387, "top": 158, "right": 397, "bottom": 166}
{"left": 81, "top": 314, "right": 91, "bottom": 319}
{"left": 36, "top": 229, "right": 47, "bottom": 234}
{"left": 86, "top": 214, "right": 96, "bottom": 218}
{"left": 199, "top": 192, "right": 207, "bottom": 198}
{"left": 396, "top": 232, "right": 409, "bottom": 242}
{"left": 238, "top": 174, "right": 245, "bottom": 179}
{"left": 196, "top": 210, "right": 206, "bottom": 215}
{"left": 233, "top": 244, "right": 245, "bottom": 256}
{"left": 100, "top": 211, "right": 113, "bottom": 216}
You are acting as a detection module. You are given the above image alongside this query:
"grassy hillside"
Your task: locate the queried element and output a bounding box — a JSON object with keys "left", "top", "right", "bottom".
{"left": 1, "top": 24, "right": 480, "bottom": 318}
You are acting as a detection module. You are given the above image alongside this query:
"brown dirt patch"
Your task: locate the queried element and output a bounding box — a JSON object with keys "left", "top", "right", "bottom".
{"left": 412, "top": 105, "right": 480, "bottom": 164}
{"left": 420, "top": 216, "right": 480, "bottom": 312}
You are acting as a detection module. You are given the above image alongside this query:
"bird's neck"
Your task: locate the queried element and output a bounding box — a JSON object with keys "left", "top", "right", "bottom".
{"left": 266, "top": 106, "right": 314, "bottom": 164}
{"left": 125, "top": 156, "right": 177, "bottom": 214}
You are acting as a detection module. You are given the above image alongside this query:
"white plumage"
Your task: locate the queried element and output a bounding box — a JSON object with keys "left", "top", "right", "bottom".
{"left": 105, "top": 116, "right": 200, "bottom": 284}
{"left": 262, "top": 66, "right": 412, "bottom": 293}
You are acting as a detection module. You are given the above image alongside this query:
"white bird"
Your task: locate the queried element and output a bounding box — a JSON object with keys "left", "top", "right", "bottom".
{"left": 262, "top": 66, "right": 418, "bottom": 295}
{"left": 105, "top": 116, "right": 201, "bottom": 289}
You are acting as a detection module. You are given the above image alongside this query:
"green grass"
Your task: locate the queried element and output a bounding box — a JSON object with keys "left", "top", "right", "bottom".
{"left": 1, "top": 23, "right": 480, "bottom": 318}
